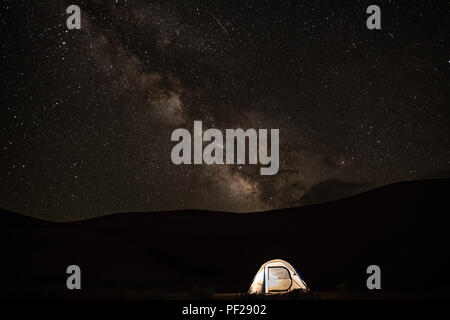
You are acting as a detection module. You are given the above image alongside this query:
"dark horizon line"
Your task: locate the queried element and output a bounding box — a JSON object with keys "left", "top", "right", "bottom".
{"left": 1, "top": 176, "right": 449, "bottom": 223}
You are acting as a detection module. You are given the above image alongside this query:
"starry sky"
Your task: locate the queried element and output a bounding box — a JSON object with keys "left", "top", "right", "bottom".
{"left": 1, "top": 0, "right": 449, "bottom": 221}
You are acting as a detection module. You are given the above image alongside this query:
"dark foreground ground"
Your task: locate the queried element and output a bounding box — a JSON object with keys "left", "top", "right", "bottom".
{"left": 1, "top": 178, "right": 449, "bottom": 299}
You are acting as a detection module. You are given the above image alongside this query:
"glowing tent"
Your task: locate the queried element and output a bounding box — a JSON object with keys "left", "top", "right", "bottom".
{"left": 248, "top": 259, "right": 309, "bottom": 294}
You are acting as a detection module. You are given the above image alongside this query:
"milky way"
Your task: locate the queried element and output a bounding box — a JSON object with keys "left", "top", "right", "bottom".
{"left": 1, "top": 1, "right": 449, "bottom": 221}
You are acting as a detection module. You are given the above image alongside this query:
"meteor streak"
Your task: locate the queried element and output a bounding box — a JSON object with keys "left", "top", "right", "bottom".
{"left": 207, "top": 10, "right": 228, "bottom": 35}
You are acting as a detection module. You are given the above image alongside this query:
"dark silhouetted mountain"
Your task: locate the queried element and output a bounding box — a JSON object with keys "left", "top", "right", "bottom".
{"left": 1, "top": 178, "right": 449, "bottom": 299}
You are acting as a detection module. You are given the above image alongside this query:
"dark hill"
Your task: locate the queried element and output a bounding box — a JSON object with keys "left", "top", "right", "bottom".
{"left": 1, "top": 178, "right": 449, "bottom": 299}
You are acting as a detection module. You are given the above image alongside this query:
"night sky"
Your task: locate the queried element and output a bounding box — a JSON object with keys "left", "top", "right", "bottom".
{"left": 1, "top": 0, "right": 449, "bottom": 221}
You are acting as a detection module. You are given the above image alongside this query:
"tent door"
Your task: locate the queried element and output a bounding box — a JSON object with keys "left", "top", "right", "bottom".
{"left": 266, "top": 266, "right": 292, "bottom": 292}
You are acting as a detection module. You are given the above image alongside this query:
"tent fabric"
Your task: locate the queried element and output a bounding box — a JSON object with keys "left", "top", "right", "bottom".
{"left": 248, "top": 259, "right": 309, "bottom": 294}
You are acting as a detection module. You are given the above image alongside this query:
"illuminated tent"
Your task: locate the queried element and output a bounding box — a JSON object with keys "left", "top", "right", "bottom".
{"left": 248, "top": 259, "right": 309, "bottom": 294}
